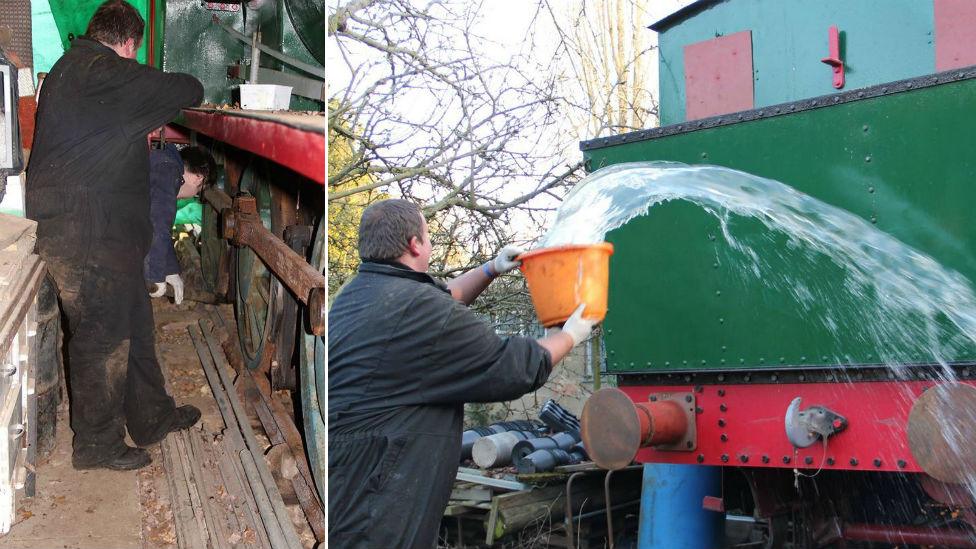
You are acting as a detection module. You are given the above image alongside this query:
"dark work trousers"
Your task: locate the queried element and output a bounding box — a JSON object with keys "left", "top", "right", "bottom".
{"left": 51, "top": 256, "right": 177, "bottom": 464}
{"left": 34, "top": 276, "right": 64, "bottom": 458}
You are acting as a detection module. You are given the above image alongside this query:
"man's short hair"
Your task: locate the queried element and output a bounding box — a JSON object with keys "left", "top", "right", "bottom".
{"left": 86, "top": 0, "right": 145, "bottom": 47}
{"left": 358, "top": 199, "right": 424, "bottom": 262}
{"left": 179, "top": 146, "right": 217, "bottom": 187}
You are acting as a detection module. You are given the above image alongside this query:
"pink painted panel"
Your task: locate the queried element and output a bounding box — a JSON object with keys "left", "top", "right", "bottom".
{"left": 935, "top": 0, "right": 976, "bottom": 71}
{"left": 684, "top": 31, "right": 754, "bottom": 121}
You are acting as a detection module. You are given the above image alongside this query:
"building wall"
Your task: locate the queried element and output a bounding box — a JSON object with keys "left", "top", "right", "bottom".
{"left": 657, "top": 0, "right": 936, "bottom": 124}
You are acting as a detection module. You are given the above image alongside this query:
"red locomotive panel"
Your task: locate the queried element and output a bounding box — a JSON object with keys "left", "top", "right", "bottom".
{"left": 620, "top": 380, "right": 973, "bottom": 473}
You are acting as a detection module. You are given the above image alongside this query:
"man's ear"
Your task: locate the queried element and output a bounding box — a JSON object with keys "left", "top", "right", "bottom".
{"left": 405, "top": 236, "right": 421, "bottom": 257}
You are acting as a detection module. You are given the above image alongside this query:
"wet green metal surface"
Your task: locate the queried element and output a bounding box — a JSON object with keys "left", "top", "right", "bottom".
{"left": 161, "top": 0, "right": 246, "bottom": 105}
{"left": 584, "top": 77, "right": 976, "bottom": 373}
{"left": 46, "top": 0, "right": 158, "bottom": 65}
{"left": 657, "top": 0, "right": 935, "bottom": 124}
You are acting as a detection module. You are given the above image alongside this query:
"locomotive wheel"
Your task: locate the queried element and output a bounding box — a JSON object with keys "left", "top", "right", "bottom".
{"left": 234, "top": 159, "right": 283, "bottom": 371}
{"left": 300, "top": 217, "right": 325, "bottom": 502}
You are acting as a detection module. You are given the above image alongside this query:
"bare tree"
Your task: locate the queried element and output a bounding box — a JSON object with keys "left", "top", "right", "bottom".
{"left": 542, "top": 0, "right": 659, "bottom": 137}
{"left": 328, "top": 0, "right": 584, "bottom": 271}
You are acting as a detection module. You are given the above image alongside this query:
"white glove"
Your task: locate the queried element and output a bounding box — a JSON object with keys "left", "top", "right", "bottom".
{"left": 166, "top": 274, "right": 184, "bottom": 305}
{"left": 558, "top": 304, "right": 596, "bottom": 346}
{"left": 490, "top": 245, "right": 525, "bottom": 276}
{"left": 149, "top": 275, "right": 185, "bottom": 304}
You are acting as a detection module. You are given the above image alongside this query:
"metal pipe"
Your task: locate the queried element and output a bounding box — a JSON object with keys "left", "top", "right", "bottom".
{"left": 634, "top": 400, "right": 687, "bottom": 446}
{"left": 511, "top": 431, "right": 580, "bottom": 462}
{"left": 564, "top": 471, "right": 587, "bottom": 549}
{"left": 249, "top": 31, "right": 261, "bottom": 84}
{"left": 472, "top": 431, "right": 534, "bottom": 468}
{"left": 842, "top": 523, "right": 976, "bottom": 547}
{"left": 213, "top": 17, "right": 324, "bottom": 79}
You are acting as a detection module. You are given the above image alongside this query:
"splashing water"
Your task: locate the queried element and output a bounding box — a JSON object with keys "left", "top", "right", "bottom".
{"left": 543, "top": 161, "right": 976, "bottom": 503}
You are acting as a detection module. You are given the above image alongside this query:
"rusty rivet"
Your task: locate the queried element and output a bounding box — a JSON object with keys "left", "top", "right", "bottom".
{"left": 874, "top": 458, "right": 882, "bottom": 467}
{"left": 897, "top": 459, "right": 907, "bottom": 469}
{"left": 719, "top": 404, "right": 727, "bottom": 412}
{"left": 685, "top": 395, "right": 693, "bottom": 403}
{"left": 718, "top": 419, "right": 726, "bottom": 427}
{"left": 783, "top": 456, "right": 791, "bottom": 464}
{"left": 804, "top": 456, "right": 813, "bottom": 465}
{"left": 761, "top": 455, "right": 770, "bottom": 464}
{"left": 740, "top": 455, "right": 749, "bottom": 463}
{"left": 720, "top": 434, "right": 728, "bottom": 442}
{"left": 721, "top": 454, "right": 729, "bottom": 463}
{"left": 850, "top": 457, "right": 858, "bottom": 466}
{"left": 717, "top": 389, "right": 726, "bottom": 397}
{"left": 826, "top": 458, "right": 835, "bottom": 466}
{"left": 697, "top": 454, "right": 705, "bottom": 463}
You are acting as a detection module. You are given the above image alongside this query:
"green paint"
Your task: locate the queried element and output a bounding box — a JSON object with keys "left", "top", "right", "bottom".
{"left": 161, "top": 0, "right": 247, "bottom": 105}
{"left": 46, "top": 0, "right": 154, "bottom": 64}
{"left": 584, "top": 77, "right": 976, "bottom": 373}
{"left": 657, "top": 0, "right": 935, "bottom": 124}
{"left": 31, "top": 0, "right": 64, "bottom": 77}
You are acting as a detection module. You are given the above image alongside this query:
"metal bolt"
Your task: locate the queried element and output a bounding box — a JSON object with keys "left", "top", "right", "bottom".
{"left": 685, "top": 395, "right": 693, "bottom": 403}
{"left": 695, "top": 385, "right": 703, "bottom": 393}
{"left": 717, "top": 389, "right": 726, "bottom": 397}
{"left": 718, "top": 419, "right": 726, "bottom": 427}
{"left": 771, "top": 374, "right": 778, "bottom": 382}
{"left": 697, "top": 454, "right": 705, "bottom": 463}
{"left": 717, "top": 375, "right": 725, "bottom": 382}
{"left": 826, "top": 458, "right": 835, "bottom": 466}
{"left": 686, "top": 441, "right": 693, "bottom": 449}
{"left": 740, "top": 455, "right": 749, "bottom": 463}
{"left": 701, "top": 152, "right": 708, "bottom": 159}
{"left": 761, "top": 455, "right": 770, "bottom": 464}
{"left": 863, "top": 124, "right": 869, "bottom": 132}
{"left": 720, "top": 434, "right": 728, "bottom": 442}
{"left": 783, "top": 456, "right": 791, "bottom": 464}
{"left": 743, "top": 374, "right": 751, "bottom": 382}
{"left": 865, "top": 155, "right": 872, "bottom": 163}
{"left": 799, "top": 375, "right": 806, "bottom": 382}
{"left": 897, "top": 459, "right": 907, "bottom": 469}
{"left": 700, "top": 360, "right": 706, "bottom": 365}
{"left": 719, "top": 404, "right": 727, "bottom": 412}
{"left": 868, "top": 186, "right": 875, "bottom": 193}
{"left": 870, "top": 216, "right": 877, "bottom": 224}
{"left": 649, "top": 395, "right": 657, "bottom": 402}
{"left": 715, "top": 290, "right": 722, "bottom": 296}
{"left": 684, "top": 375, "right": 691, "bottom": 382}
{"left": 718, "top": 317, "right": 724, "bottom": 324}
{"left": 696, "top": 407, "right": 704, "bottom": 414}
{"left": 874, "top": 458, "right": 882, "bottom": 467}
{"left": 804, "top": 456, "right": 813, "bottom": 465}
{"left": 850, "top": 458, "right": 858, "bottom": 466}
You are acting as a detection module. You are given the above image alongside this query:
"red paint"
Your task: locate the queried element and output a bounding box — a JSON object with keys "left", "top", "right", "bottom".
{"left": 683, "top": 31, "right": 754, "bottom": 121}
{"left": 820, "top": 25, "right": 845, "bottom": 89}
{"left": 935, "top": 0, "right": 976, "bottom": 71}
{"left": 18, "top": 96, "right": 36, "bottom": 150}
{"left": 620, "top": 380, "right": 976, "bottom": 473}
{"left": 178, "top": 110, "right": 325, "bottom": 184}
{"left": 842, "top": 523, "right": 976, "bottom": 547}
{"left": 636, "top": 400, "right": 686, "bottom": 445}
{"left": 702, "top": 496, "right": 725, "bottom": 512}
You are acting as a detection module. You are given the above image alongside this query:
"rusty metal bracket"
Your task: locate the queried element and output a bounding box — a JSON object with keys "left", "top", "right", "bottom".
{"left": 221, "top": 194, "right": 324, "bottom": 336}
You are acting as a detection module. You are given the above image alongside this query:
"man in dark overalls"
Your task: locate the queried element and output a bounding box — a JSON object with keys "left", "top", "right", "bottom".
{"left": 25, "top": 0, "right": 205, "bottom": 471}
{"left": 329, "top": 199, "right": 597, "bottom": 547}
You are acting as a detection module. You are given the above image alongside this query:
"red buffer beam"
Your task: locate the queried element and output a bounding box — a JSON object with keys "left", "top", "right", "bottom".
{"left": 176, "top": 108, "right": 325, "bottom": 184}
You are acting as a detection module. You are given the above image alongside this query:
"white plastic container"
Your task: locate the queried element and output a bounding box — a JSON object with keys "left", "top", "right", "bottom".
{"left": 240, "top": 84, "right": 292, "bottom": 110}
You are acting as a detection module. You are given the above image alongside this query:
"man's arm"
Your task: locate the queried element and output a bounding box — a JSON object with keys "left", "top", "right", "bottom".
{"left": 118, "top": 64, "right": 204, "bottom": 140}
{"left": 145, "top": 157, "right": 182, "bottom": 283}
{"left": 447, "top": 246, "right": 523, "bottom": 304}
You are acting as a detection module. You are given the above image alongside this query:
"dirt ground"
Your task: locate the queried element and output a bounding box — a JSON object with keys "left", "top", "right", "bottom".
{"left": 1, "top": 299, "right": 317, "bottom": 548}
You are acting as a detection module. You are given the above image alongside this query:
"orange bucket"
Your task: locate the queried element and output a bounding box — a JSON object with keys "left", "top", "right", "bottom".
{"left": 518, "top": 243, "right": 614, "bottom": 327}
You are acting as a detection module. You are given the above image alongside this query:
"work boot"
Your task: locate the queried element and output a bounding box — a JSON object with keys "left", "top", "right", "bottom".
{"left": 73, "top": 446, "right": 151, "bottom": 471}
{"left": 136, "top": 405, "right": 202, "bottom": 447}
{"left": 171, "top": 404, "right": 202, "bottom": 432}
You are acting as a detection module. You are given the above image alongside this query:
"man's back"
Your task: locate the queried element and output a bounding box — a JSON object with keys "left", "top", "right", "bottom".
{"left": 26, "top": 37, "right": 202, "bottom": 272}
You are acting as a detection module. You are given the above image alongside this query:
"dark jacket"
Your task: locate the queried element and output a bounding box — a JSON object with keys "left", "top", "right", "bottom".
{"left": 143, "top": 144, "right": 183, "bottom": 283}
{"left": 328, "top": 262, "right": 553, "bottom": 548}
{"left": 26, "top": 37, "right": 203, "bottom": 283}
